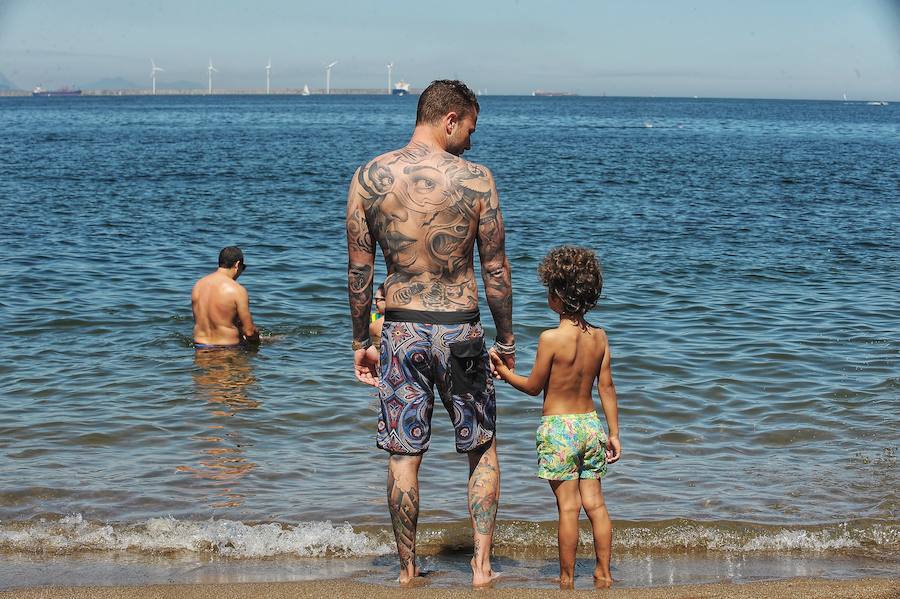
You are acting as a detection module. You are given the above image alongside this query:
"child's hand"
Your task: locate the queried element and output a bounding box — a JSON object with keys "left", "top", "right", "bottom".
{"left": 606, "top": 436, "right": 621, "bottom": 464}
{"left": 488, "top": 348, "right": 510, "bottom": 380}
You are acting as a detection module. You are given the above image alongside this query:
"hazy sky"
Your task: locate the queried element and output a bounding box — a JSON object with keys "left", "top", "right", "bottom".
{"left": 1, "top": 0, "right": 899, "bottom": 99}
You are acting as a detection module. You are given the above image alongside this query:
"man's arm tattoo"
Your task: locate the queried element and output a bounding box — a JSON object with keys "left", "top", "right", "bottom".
{"left": 347, "top": 169, "right": 376, "bottom": 343}
{"left": 348, "top": 262, "right": 373, "bottom": 342}
{"left": 477, "top": 181, "right": 514, "bottom": 341}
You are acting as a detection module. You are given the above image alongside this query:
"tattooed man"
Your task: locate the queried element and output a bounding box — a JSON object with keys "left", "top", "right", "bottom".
{"left": 346, "top": 80, "right": 514, "bottom": 586}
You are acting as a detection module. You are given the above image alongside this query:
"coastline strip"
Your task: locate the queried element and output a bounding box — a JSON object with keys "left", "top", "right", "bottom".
{"left": 2, "top": 578, "right": 899, "bottom": 599}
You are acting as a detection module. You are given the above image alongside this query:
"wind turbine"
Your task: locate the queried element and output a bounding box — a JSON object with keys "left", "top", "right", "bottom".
{"left": 150, "top": 59, "right": 164, "bottom": 95}
{"left": 386, "top": 62, "right": 393, "bottom": 95}
{"left": 325, "top": 61, "right": 338, "bottom": 95}
{"left": 265, "top": 58, "right": 272, "bottom": 95}
{"left": 207, "top": 59, "right": 218, "bottom": 95}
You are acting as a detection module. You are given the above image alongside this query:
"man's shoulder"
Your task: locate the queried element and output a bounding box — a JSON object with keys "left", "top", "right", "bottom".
{"left": 193, "top": 272, "right": 215, "bottom": 290}
{"left": 223, "top": 278, "right": 246, "bottom": 294}
{"left": 461, "top": 157, "right": 492, "bottom": 179}
{"left": 360, "top": 149, "right": 401, "bottom": 170}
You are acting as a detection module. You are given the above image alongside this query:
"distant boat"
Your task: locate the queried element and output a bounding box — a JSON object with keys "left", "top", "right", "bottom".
{"left": 866, "top": 100, "right": 888, "bottom": 106}
{"left": 392, "top": 80, "right": 411, "bottom": 96}
{"left": 32, "top": 85, "right": 82, "bottom": 97}
{"left": 532, "top": 89, "right": 577, "bottom": 97}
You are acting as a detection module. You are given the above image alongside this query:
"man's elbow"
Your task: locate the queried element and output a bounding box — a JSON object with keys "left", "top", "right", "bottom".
{"left": 482, "top": 260, "right": 510, "bottom": 283}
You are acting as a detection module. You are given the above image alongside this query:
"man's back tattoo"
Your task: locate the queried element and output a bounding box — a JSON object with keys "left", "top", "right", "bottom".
{"left": 352, "top": 142, "right": 501, "bottom": 312}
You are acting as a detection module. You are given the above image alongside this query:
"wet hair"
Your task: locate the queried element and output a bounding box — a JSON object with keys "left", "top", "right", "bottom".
{"left": 416, "top": 80, "right": 480, "bottom": 125}
{"left": 218, "top": 246, "right": 244, "bottom": 268}
{"left": 377, "top": 282, "right": 385, "bottom": 295}
{"left": 538, "top": 246, "right": 603, "bottom": 317}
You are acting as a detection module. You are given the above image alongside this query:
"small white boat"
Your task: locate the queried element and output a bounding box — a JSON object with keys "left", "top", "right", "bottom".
{"left": 866, "top": 100, "right": 888, "bottom": 106}
{"left": 301, "top": 84, "right": 310, "bottom": 96}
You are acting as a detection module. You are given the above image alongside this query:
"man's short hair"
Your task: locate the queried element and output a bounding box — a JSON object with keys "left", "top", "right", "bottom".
{"left": 416, "top": 80, "right": 480, "bottom": 125}
{"left": 218, "top": 246, "right": 244, "bottom": 268}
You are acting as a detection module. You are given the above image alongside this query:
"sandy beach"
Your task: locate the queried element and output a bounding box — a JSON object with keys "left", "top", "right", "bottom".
{"left": 2, "top": 578, "right": 899, "bottom": 599}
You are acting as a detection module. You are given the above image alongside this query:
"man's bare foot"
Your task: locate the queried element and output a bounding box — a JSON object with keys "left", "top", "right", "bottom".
{"left": 471, "top": 559, "right": 501, "bottom": 587}
{"left": 397, "top": 564, "right": 423, "bottom": 586}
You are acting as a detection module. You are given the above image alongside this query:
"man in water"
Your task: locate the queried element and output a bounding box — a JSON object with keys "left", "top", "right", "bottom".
{"left": 346, "top": 80, "right": 515, "bottom": 586}
{"left": 192, "top": 246, "right": 260, "bottom": 349}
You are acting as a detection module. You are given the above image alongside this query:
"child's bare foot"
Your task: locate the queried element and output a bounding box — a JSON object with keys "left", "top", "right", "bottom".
{"left": 554, "top": 575, "right": 575, "bottom": 590}
{"left": 471, "top": 558, "right": 501, "bottom": 587}
{"left": 593, "top": 576, "right": 613, "bottom": 589}
{"left": 593, "top": 566, "right": 614, "bottom": 589}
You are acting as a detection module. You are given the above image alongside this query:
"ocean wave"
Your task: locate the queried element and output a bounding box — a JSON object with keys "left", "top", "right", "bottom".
{"left": 1, "top": 515, "right": 897, "bottom": 558}
{"left": 611, "top": 520, "right": 900, "bottom": 552}
{"left": 0, "top": 514, "right": 393, "bottom": 557}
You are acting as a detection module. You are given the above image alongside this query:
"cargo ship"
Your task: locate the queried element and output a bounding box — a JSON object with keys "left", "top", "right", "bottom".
{"left": 32, "top": 86, "right": 82, "bottom": 97}
{"left": 392, "top": 81, "right": 411, "bottom": 96}
{"left": 532, "top": 89, "right": 577, "bottom": 97}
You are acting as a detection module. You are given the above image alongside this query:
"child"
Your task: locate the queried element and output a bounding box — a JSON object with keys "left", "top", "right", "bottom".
{"left": 489, "top": 246, "right": 621, "bottom": 589}
{"left": 369, "top": 283, "right": 386, "bottom": 349}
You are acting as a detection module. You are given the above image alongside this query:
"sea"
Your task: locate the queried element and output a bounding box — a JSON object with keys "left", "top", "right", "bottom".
{"left": 0, "top": 94, "right": 898, "bottom": 590}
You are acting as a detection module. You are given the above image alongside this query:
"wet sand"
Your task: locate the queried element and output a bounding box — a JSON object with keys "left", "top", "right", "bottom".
{"left": 2, "top": 579, "right": 899, "bottom": 599}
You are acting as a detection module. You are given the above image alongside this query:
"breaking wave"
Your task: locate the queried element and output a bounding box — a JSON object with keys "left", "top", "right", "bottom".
{"left": 0, "top": 515, "right": 897, "bottom": 558}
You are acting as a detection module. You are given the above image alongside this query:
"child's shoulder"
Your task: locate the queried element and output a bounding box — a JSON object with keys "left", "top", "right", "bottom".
{"left": 538, "top": 327, "right": 563, "bottom": 341}
{"left": 587, "top": 323, "right": 610, "bottom": 347}
{"left": 536, "top": 326, "right": 582, "bottom": 348}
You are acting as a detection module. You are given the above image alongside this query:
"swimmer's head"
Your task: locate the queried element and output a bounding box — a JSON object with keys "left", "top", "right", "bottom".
{"left": 218, "top": 246, "right": 246, "bottom": 276}
{"left": 538, "top": 246, "right": 602, "bottom": 318}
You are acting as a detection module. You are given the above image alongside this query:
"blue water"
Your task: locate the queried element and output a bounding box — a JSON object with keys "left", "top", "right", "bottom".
{"left": 0, "top": 95, "right": 898, "bottom": 567}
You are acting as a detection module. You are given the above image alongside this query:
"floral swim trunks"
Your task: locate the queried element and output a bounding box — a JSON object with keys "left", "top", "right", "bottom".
{"left": 377, "top": 309, "right": 496, "bottom": 455}
{"left": 536, "top": 411, "right": 608, "bottom": 480}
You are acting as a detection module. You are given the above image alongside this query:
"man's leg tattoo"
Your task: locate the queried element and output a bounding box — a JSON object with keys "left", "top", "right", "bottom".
{"left": 469, "top": 460, "right": 499, "bottom": 535}
{"left": 387, "top": 467, "right": 419, "bottom": 571}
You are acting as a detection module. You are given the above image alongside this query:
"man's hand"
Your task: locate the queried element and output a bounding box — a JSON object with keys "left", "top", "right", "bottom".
{"left": 606, "top": 436, "right": 621, "bottom": 464}
{"left": 243, "top": 327, "right": 261, "bottom": 345}
{"left": 354, "top": 345, "right": 380, "bottom": 386}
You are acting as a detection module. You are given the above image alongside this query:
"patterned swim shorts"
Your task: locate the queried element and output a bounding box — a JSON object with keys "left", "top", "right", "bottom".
{"left": 536, "top": 411, "right": 608, "bottom": 480}
{"left": 377, "top": 309, "right": 496, "bottom": 455}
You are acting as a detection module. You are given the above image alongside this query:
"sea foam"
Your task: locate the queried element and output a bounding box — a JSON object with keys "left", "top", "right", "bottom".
{"left": 0, "top": 514, "right": 393, "bottom": 557}
{"left": 0, "top": 515, "right": 897, "bottom": 558}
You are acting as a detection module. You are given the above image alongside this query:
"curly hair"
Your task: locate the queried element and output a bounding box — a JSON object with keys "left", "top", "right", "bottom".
{"left": 537, "top": 246, "right": 603, "bottom": 317}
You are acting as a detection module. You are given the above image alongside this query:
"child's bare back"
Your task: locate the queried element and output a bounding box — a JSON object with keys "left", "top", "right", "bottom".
{"left": 538, "top": 322, "right": 609, "bottom": 416}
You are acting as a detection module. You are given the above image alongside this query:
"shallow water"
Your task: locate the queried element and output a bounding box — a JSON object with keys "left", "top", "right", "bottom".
{"left": 1, "top": 95, "right": 898, "bottom": 573}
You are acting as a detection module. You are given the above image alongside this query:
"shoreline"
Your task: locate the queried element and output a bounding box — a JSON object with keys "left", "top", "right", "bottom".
{"left": 1, "top": 549, "right": 897, "bottom": 594}
{"left": 2, "top": 578, "right": 899, "bottom": 599}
